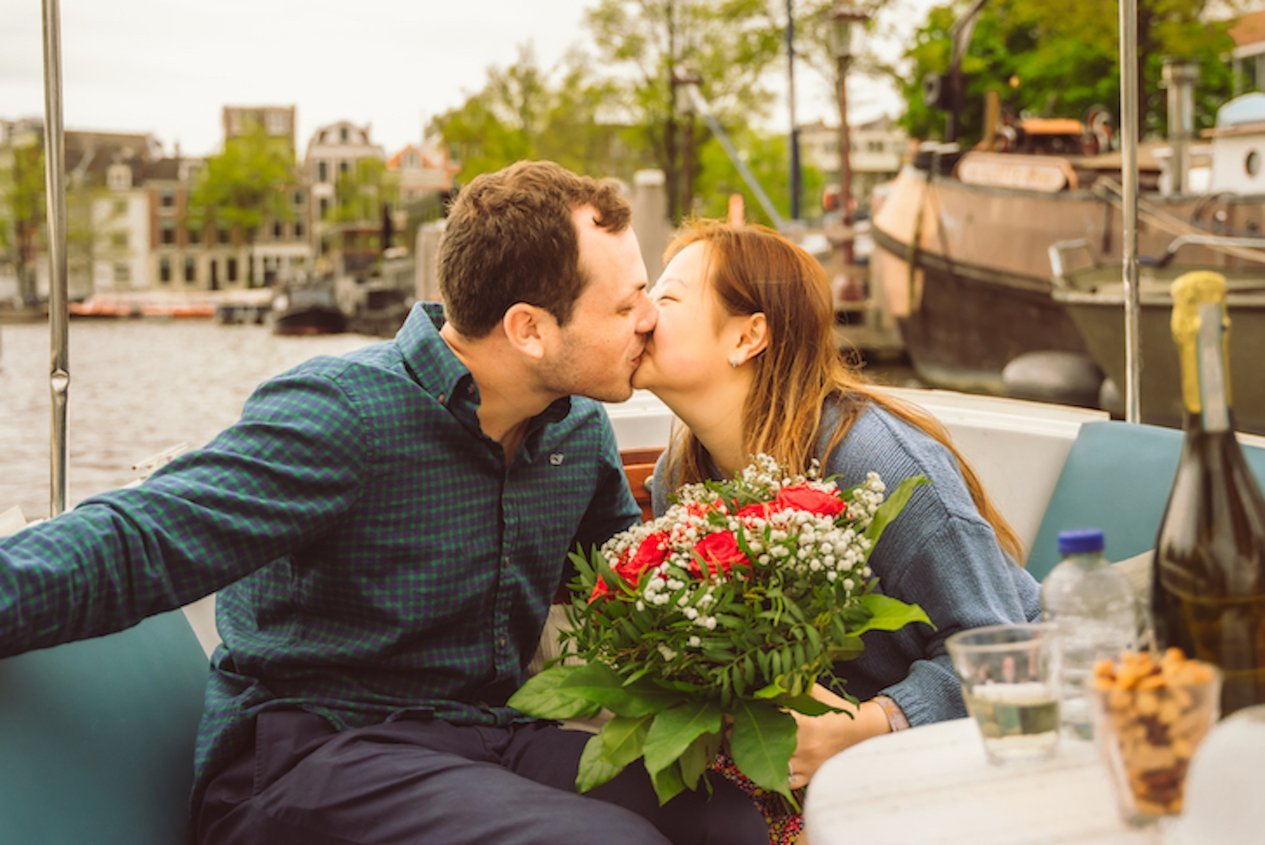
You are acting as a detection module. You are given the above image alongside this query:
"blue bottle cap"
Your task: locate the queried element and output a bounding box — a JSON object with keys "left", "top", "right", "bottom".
{"left": 1057, "top": 528, "right": 1105, "bottom": 555}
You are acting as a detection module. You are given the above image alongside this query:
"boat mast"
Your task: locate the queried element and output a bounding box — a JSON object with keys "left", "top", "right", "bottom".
{"left": 40, "top": 0, "right": 70, "bottom": 515}
{"left": 1119, "top": 0, "right": 1141, "bottom": 423}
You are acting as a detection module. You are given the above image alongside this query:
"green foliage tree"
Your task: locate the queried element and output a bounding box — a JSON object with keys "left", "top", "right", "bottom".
{"left": 584, "top": 0, "right": 786, "bottom": 220}
{"left": 189, "top": 122, "right": 295, "bottom": 243}
{"left": 431, "top": 46, "right": 645, "bottom": 184}
{"left": 0, "top": 139, "right": 46, "bottom": 304}
{"left": 899, "top": 0, "right": 1241, "bottom": 145}
{"left": 694, "top": 129, "right": 825, "bottom": 227}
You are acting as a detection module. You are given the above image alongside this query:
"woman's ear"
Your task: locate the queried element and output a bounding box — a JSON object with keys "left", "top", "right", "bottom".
{"left": 733, "top": 312, "right": 768, "bottom": 364}
{"left": 502, "top": 303, "right": 551, "bottom": 361}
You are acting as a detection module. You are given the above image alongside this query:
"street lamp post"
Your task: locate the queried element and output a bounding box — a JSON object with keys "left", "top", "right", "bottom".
{"left": 786, "top": 0, "right": 801, "bottom": 221}
{"left": 832, "top": 3, "right": 867, "bottom": 277}
{"left": 673, "top": 67, "right": 702, "bottom": 218}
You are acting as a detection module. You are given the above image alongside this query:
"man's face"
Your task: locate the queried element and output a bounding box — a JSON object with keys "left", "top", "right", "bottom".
{"left": 539, "top": 206, "right": 655, "bottom": 403}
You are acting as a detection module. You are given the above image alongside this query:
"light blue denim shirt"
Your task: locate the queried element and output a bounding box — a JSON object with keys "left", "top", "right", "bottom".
{"left": 651, "top": 399, "right": 1041, "bottom": 726}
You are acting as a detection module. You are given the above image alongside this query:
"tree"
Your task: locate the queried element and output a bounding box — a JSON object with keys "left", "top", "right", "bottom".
{"left": 189, "top": 122, "right": 295, "bottom": 244}
{"left": 694, "top": 128, "right": 825, "bottom": 227}
{"left": 431, "top": 46, "right": 644, "bottom": 184}
{"left": 584, "top": 0, "right": 786, "bottom": 220}
{"left": 898, "top": 0, "right": 1241, "bottom": 145}
{"left": 0, "top": 138, "right": 46, "bottom": 304}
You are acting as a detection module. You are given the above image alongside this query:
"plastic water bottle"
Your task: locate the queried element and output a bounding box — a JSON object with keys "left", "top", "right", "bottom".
{"left": 1040, "top": 528, "right": 1137, "bottom": 739}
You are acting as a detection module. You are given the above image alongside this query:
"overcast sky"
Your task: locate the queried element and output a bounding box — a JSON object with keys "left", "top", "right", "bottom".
{"left": 0, "top": 0, "right": 932, "bottom": 159}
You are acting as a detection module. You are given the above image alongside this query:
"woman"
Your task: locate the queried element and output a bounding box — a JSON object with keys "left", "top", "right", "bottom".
{"left": 632, "top": 221, "right": 1040, "bottom": 842}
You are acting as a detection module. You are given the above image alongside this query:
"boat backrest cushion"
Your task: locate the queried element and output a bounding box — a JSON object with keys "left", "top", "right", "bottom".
{"left": 0, "top": 611, "right": 209, "bottom": 844}
{"left": 1028, "top": 420, "right": 1265, "bottom": 581}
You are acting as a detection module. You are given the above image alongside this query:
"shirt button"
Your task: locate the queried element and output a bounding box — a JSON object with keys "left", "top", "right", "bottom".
{"left": 497, "top": 636, "right": 508, "bottom": 649}
{"left": 437, "top": 392, "right": 446, "bottom": 404}
{"left": 501, "top": 556, "right": 510, "bottom": 568}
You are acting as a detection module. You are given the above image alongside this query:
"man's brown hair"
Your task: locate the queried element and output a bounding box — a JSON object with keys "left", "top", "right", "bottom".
{"left": 438, "top": 161, "right": 631, "bottom": 337}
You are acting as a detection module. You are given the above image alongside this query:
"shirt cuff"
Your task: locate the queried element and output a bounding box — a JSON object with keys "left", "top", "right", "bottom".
{"left": 873, "top": 695, "right": 910, "bottom": 732}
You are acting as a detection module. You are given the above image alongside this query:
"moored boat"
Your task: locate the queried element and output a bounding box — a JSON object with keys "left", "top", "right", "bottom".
{"left": 871, "top": 96, "right": 1265, "bottom": 399}
{"left": 269, "top": 279, "right": 346, "bottom": 336}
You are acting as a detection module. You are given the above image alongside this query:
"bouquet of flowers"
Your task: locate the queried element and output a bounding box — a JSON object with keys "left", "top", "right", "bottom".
{"left": 509, "top": 454, "right": 931, "bottom": 806}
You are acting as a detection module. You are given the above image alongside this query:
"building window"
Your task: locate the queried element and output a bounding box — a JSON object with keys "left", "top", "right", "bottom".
{"left": 318, "top": 197, "right": 330, "bottom": 219}
{"left": 184, "top": 257, "right": 197, "bottom": 283}
{"left": 227, "top": 257, "right": 238, "bottom": 282}
{"left": 294, "top": 221, "right": 305, "bottom": 239}
{"left": 187, "top": 226, "right": 201, "bottom": 245}
{"left": 111, "top": 232, "right": 128, "bottom": 249}
{"left": 339, "top": 126, "right": 349, "bottom": 143}
{"left": 293, "top": 189, "right": 304, "bottom": 206}
{"left": 159, "top": 258, "right": 171, "bottom": 283}
{"left": 217, "top": 226, "right": 230, "bottom": 245}
{"left": 317, "top": 160, "right": 328, "bottom": 183}
{"left": 113, "top": 199, "right": 127, "bottom": 215}
{"left": 267, "top": 111, "right": 287, "bottom": 136}
{"left": 339, "top": 160, "right": 350, "bottom": 176}
{"left": 273, "top": 221, "right": 284, "bottom": 239}
{"left": 160, "top": 190, "right": 175, "bottom": 208}
{"left": 114, "top": 263, "right": 130, "bottom": 283}
{"left": 160, "top": 221, "right": 176, "bottom": 245}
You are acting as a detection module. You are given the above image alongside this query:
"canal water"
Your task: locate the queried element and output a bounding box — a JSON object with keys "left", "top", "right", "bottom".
{"left": 1, "top": 319, "right": 921, "bottom": 520}
{"left": 1, "top": 320, "right": 377, "bottom": 519}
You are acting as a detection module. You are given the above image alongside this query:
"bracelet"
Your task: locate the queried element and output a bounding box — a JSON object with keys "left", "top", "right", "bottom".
{"left": 873, "top": 695, "right": 910, "bottom": 732}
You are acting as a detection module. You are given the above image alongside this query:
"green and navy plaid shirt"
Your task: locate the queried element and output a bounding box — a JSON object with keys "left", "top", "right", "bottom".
{"left": 0, "top": 302, "right": 640, "bottom": 813}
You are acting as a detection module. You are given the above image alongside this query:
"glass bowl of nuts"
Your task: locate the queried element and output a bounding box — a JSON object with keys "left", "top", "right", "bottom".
{"left": 1088, "top": 648, "right": 1221, "bottom": 827}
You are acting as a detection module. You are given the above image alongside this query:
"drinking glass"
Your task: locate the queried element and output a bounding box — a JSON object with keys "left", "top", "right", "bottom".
{"left": 946, "top": 623, "right": 1061, "bottom": 764}
{"left": 1088, "top": 659, "right": 1221, "bottom": 827}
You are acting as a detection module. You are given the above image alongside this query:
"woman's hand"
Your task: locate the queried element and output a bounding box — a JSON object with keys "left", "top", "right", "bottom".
{"left": 786, "top": 684, "right": 891, "bottom": 789}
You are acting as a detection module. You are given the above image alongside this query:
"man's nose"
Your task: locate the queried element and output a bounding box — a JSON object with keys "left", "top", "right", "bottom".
{"left": 636, "top": 297, "right": 658, "bottom": 334}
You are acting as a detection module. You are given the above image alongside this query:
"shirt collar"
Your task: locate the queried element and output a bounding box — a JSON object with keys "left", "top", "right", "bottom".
{"left": 395, "top": 302, "right": 572, "bottom": 425}
{"left": 394, "top": 302, "right": 473, "bottom": 407}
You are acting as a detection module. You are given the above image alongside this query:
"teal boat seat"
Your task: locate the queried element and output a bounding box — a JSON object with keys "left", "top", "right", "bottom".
{"left": 0, "top": 610, "right": 209, "bottom": 844}
{"left": 1028, "top": 420, "right": 1265, "bottom": 581}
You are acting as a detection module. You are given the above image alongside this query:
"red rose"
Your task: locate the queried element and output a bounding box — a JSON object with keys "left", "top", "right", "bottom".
{"left": 588, "top": 532, "right": 670, "bottom": 603}
{"left": 689, "top": 530, "right": 749, "bottom": 578}
{"left": 621, "top": 532, "right": 670, "bottom": 580}
{"left": 736, "top": 501, "right": 775, "bottom": 520}
{"left": 773, "top": 483, "right": 845, "bottom": 517}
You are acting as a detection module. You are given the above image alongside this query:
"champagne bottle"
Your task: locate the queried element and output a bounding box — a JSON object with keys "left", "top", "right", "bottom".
{"left": 1153, "top": 271, "right": 1265, "bottom": 716}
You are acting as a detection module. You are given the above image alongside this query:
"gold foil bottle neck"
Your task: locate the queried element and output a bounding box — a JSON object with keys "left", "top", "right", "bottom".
{"left": 1170, "top": 271, "right": 1231, "bottom": 418}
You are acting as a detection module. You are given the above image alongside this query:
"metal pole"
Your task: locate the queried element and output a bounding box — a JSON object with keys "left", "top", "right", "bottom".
{"left": 1119, "top": 0, "right": 1141, "bottom": 424}
{"left": 41, "top": 0, "right": 70, "bottom": 515}
{"left": 837, "top": 51, "right": 855, "bottom": 271}
{"left": 787, "top": 0, "right": 801, "bottom": 221}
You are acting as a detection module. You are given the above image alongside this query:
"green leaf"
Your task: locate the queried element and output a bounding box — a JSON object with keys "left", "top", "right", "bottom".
{"left": 729, "top": 699, "right": 798, "bottom": 802}
{"left": 827, "top": 634, "right": 866, "bottom": 662}
{"left": 642, "top": 700, "right": 724, "bottom": 776}
{"left": 507, "top": 666, "right": 601, "bottom": 719}
{"left": 678, "top": 731, "right": 721, "bottom": 789}
{"left": 599, "top": 713, "right": 653, "bottom": 769}
{"left": 852, "top": 594, "right": 933, "bottom": 636}
{"left": 576, "top": 732, "right": 628, "bottom": 793}
{"left": 560, "top": 663, "right": 680, "bottom": 717}
{"left": 865, "top": 475, "right": 929, "bottom": 545}
{"left": 649, "top": 759, "right": 687, "bottom": 805}
{"left": 775, "top": 692, "right": 847, "bottom": 718}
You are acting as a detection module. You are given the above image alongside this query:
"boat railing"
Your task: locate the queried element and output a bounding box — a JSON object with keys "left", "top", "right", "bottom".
{"left": 1157, "top": 234, "right": 1265, "bottom": 268}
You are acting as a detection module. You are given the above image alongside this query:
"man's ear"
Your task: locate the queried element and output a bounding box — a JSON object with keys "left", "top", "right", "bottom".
{"left": 733, "top": 312, "right": 769, "bottom": 364}
{"left": 502, "top": 303, "right": 552, "bottom": 361}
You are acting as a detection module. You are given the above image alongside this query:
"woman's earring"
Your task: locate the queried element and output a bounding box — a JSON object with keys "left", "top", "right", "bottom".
{"left": 728, "top": 356, "right": 740, "bottom": 369}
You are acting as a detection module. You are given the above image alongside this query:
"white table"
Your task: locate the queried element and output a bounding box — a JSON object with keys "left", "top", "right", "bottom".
{"left": 804, "top": 718, "right": 1158, "bottom": 845}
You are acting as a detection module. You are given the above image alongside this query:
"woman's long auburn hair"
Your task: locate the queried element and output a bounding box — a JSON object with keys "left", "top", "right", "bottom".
{"left": 660, "top": 220, "right": 1024, "bottom": 563}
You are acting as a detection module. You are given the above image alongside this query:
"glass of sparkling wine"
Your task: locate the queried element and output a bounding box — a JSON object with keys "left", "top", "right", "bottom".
{"left": 947, "top": 623, "right": 1062, "bottom": 764}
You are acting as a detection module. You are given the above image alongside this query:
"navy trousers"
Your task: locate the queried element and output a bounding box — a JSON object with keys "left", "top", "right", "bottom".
{"left": 196, "top": 711, "right": 769, "bottom": 845}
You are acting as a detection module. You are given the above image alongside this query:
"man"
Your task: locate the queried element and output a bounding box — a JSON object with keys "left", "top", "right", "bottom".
{"left": 0, "top": 161, "right": 767, "bottom": 844}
